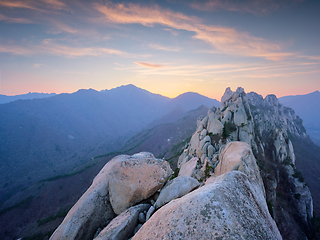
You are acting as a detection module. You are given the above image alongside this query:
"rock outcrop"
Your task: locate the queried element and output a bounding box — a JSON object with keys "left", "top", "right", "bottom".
{"left": 51, "top": 87, "right": 315, "bottom": 240}
{"left": 178, "top": 87, "right": 314, "bottom": 239}
{"left": 50, "top": 152, "right": 172, "bottom": 240}
{"left": 133, "top": 171, "right": 281, "bottom": 240}
{"left": 134, "top": 141, "right": 281, "bottom": 239}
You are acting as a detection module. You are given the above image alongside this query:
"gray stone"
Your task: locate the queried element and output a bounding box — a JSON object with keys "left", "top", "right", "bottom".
{"left": 94, "top": 204, "right": 150, "bottom": 240}
{"left": 146, "top": 206, "right": 155, "bottom": 221}
{"left": 207, "top": 144, "right": 215, "bottom": 157}
{"left": 154, "top": 176, "right": 200, "bottom": 209}
{"left": 220, "top": 87, "right": 234, "bottom": 109}
{"left": 178, "top": 157, "right": 198, "bottom": 177}
{"left": 138, "top": 212, "right": 146, "bottom": 224}
{"left": 199, "top": 129, "right": 207, "bottom": 141}
{"left": 133, "top": 224, "right": 143, "bottom": 235}
{"left": 207, "top": 116, "right": 223, "bottom": 135}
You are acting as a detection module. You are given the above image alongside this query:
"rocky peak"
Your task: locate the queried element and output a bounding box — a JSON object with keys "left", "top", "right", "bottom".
{"left": 265, "top": 94, "right": 279, "bottom": 107}
{"left": 178, "top": 87, "right": 314, "bottom": 239}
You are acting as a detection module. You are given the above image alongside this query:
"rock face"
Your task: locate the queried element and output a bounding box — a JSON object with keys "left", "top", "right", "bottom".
{"left": 214, "top": 141, "right": 264, "bottom": 196}
{"left": 177, "top": 87, "right": 314, "bottom": 239}
{"left": 50, "top": 152, "right": 172, "bottom": 240}
{"left": 133, "top": 171, "right": 281, "bottom": 240}
{"left": 108, "top": 152, "right": 172, "bottom": 214}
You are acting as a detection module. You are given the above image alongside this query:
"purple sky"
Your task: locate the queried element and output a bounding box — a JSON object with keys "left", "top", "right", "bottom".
{"left": 0, "top": 0, "right": 319, "bottom": 99}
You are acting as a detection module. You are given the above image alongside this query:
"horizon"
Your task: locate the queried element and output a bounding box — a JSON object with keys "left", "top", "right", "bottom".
{"left": 0, "top": 0, "right": 319, "bottom": 99}
{"left": 1, "top": 83, "right": 319, "bottom": 100}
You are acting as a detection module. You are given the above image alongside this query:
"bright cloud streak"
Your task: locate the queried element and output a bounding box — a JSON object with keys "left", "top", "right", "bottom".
{"left": 135, "top": 62, "right": 166, "bottom": 68}
{"left": 94, "top": 1, "right": 294, "bottom": 61}
{"left": 0, "top": 40, "right": 143, "bottom": 58}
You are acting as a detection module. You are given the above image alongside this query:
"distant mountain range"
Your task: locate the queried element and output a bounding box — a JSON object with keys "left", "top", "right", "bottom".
{"left": 0, "top": 92, "right": 56, "bottom": 104}
{"left": 1, "top": 88, "right": 318, "bottom": 146}
{"left": 0, "top": 84, "right": 219, "bottom": 209}
{"left": 1, "top": 85, "right": 320, "bottom": 240}
{"left": 279, "top": 90, "right": 320, "bottom": 146}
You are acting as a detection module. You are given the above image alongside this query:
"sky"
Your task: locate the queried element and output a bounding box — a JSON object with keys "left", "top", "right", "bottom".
{"left": 0, "top": 0, "right": 319, "bottom": 100}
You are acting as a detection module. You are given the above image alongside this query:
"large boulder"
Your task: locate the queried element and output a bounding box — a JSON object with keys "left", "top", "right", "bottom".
{"left": 50, "top": 157, "right": 120, "bottom": 240}
{"left": 50, "top": 152, "right": 172, "bottom": 239}
{"left": 94, "top": 204, "right": 150, "bottom": 240}
{"left": 109, "top": 152, "right": 173, "bottom": 214}
{"left": 214, "top": 141, "right": 264, "bottom": 195}
{"left": 178, "top": 157, "right": 198, "bottom": 177}
{"left": 132, "top": 171, "right": 282, "bottom": 240}
{"left": 206, "top": 116, "right": 223, "bottom": 135}
{"left": 154, "top": 176, "right": 200, "bottom": 209}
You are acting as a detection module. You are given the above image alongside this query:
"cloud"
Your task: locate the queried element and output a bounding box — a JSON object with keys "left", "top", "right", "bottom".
{"left": 46, "top": 20, "right": 79, "bottom": 34}
{"left": 148, "top": 44, "right": 179, "bottom": 52}
{"left": 0, "top": 40, "right": 144, "bottom": 58}
{"left": 33, "top": 63, "right": 45, "bottom": 68}
{"left": 163, "top": 28, "right": 179, "bottom": 36}
{"left": 0, "top": 43, "right": 36, "bottom": 55}
{"left": 94, "top": 2, "right": 198, "bottom": 28}
{"left": 0, "top": 13, "right": 34, "bottom": 23}
{"left": 40, "top": 39, "right": 139, "bottom": 58}
{"left": 94, "top": 1, "right": 294, "bottom": 61}
{"left": 190, "top": 0, "right": 305, "bottom": 15}
{"left": 0, "top": 0, "right": 66, "bottom": 11}
{"left": 129, "top": 59, "right": 320, "bottom": 80}
{"left": 0, "top": 1, "right": 39, "bottom": 10}
{"left": 42, "top": 0, "right": 65, "bottom": 10}
{"left": 135, "top": 62, "right": 166, "bottom": 68}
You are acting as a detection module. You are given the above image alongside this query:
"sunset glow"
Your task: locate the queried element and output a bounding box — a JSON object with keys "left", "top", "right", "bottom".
{"left": 0, "top": 0, "right": 319, "bottom": 99}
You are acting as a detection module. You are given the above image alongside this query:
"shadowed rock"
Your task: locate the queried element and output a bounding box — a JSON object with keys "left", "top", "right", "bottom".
{"left": 154, "top": 175, "right": 200, "bottom": 209}
{"left": 94, "top": 204, "right": 150, "bottom": 240}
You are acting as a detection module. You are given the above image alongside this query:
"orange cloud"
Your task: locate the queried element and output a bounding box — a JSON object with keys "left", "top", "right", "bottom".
{"left": 94, "top": 2, "right": 294, "bottom": 61}
{"left": 148, "top": 44, "right": 179, "bottom": 52}
{"left": 94, "top": 2, "right": 198, "bottom": 28}
{"left": 0, "top": 13, "right": 34, "bottom": 23}
{"left": 0, "top": 0, "right": 66, "bottom": 11}
{"left": 0, "top": 40, "right": 144, "bottom": 58}
{"left": 42, "top": 0, "right": 65, "bottom": 9}
{"left": 40, "top": 39, "right": 138, "bottom": 58}
{"left": 0, "top": 0, "right": 38, "bottom": 10}
{"left": 135, "top": 62, "right": 166, "bottom": 68}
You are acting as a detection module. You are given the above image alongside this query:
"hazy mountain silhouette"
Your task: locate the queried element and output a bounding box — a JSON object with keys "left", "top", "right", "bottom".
{"left": 0, "top": 92, "right": 56, "bottom": 104}
{"left": 0, "top": 84, "right": 219, "bottom": 210}
{"left": 279, "top": 90, "right": 320, "bottom": 145}
{"left": 1, "top": 86, "right": 320, "bottom": 240}
{"left": 166, "top": 92, "right": 219, "bottom": 111}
